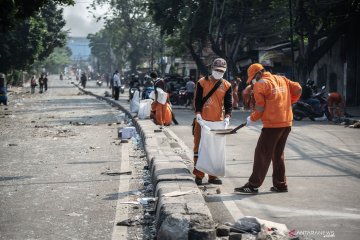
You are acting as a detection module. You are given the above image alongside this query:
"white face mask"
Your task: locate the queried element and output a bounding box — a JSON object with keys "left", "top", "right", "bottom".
{"left": 212, "top": 70, "right": 224, "bottom": 80}
{"left": 252, "top": 79, "right": 257, "bottom": 84}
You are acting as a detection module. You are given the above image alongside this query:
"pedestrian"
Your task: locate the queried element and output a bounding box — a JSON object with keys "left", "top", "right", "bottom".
{"left": 113, "top": 70, "right": 121, "bottom": 100}
{"left": 231, "top": 77, "right": 240, "bottom": 109}
{"left": 327, "top": 91, "right": 345, "bottom": 121}
{"left": 234, "top": 63, "right": 302, "bottom": 194}
{"left": 193, "top": 58, "right": 232, "bottom": 185}
{"left": 43, "top": 74, "right": 48, "bottom": 91}
{"left": 185, "top": 77, "right": 195, "bottom": 108}
{"left": 38, "top": 74, "right": 44, "bottom": 93}
{"left": 80, "top": 72, "right": 87, "bottom": 88}
{"left": 30, "top": 75, "right": 37, "bottom": 94}
{"left": 105, "top": 73, "right": 110, "bottom": 87}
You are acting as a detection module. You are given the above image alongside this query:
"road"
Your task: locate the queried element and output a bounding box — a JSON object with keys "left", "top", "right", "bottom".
{"left": 0, "top": 77, "right": 155, "bottom": 240}
{"left": 169, "top": 106, "right": 360, "bottom": 239}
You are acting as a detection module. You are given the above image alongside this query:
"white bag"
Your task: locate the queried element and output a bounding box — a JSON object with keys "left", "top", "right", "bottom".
{"left": 196, "top": 120, "right": 226, "bottom": 177}
{"left": 138, "top": 99, "right": 153, "bottom": 119}
{"left": 130, "top": 90, "right": 140, "bottom": 113}
{"left": 156, "top": 88, "right": 168, "bottom": 105}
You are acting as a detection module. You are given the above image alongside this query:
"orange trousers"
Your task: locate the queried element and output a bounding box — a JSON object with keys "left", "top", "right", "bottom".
{"left": 193, "top": 121, "right": 217, "bottom": 180}
{"left": 152, "top": 102, "right": 172, "bottom": 126}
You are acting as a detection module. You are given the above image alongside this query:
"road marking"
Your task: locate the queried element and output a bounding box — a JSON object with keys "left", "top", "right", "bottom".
{"left": 222, "top": 197, "right": 245, "bottom": 221}
{"left": 112, "top": 143, "right": 131, "bottom": 240}
{"left": 235, "top": 200, "right": 360, "bottom": 219}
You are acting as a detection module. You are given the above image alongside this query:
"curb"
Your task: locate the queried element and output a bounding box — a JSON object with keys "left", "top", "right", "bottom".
{"left": 74, "top": 84, "right": 216, "bottom": 239}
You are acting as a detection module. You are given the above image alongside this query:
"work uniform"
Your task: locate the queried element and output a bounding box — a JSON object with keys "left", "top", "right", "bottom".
{"left": 193, "top": 77, "right": 232, "bottom": 180}
{"left": 248, "top": 72, "right": 301, "bottom": 190}
{"left": 153, "top": 78, "right": 172, "bottom": 126}
{"left": 327, "top": 92, "right": 344, "bottom": 119}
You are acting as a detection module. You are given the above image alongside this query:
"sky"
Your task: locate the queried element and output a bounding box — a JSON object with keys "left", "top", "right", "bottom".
{"left": 62, "top": 0, "right": 109, "bottom": 37}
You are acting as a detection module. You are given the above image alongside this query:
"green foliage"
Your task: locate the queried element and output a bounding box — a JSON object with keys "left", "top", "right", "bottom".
{"left": 37, "top": 47, "right": 72, "bottom": 74}
{"left": 0, "top": 0, "right": 74, "bottom": 32}
{"left": 0, "top": 3, "right": 68, "bottom": 76}
{"left": 89, "top": 0, "right": 162, "bottom": 73}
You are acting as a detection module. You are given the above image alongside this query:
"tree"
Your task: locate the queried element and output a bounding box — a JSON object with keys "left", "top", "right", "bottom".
{"left": 90, "top": 0, "right": 161, "bottom": 73}
{"left": 37, "top": 47, "right": 72, "bottom": 74}
{"left": 148, "top": 0, "right": 289, "bottom": 77}
{"left": 0, "top": 0, "right": 74, "bottom": 32}
{"left": 0, "top": 2, "right": 68, "bottom": 74}
{"left": 294, "top": 0, "right": 360, "bottom": 82}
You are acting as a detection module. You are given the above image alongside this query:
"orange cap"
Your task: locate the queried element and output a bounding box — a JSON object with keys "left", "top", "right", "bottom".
{"left": 246, "top": 63, "right": 264, "bottom": 84}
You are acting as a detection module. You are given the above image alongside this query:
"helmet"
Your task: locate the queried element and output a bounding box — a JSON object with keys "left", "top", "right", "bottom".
{"left": 306, "top": 79, "right": 314, "bottom": 86}
{"left": 212, "top": 58, "right": 227, "bottom": 72}
{"left": 246, "top": 63, "right": 264, "bottom": 84}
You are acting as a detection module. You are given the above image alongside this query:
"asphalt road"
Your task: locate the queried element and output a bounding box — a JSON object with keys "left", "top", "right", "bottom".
{"left": 0, "top": 77, "right": 154, "bottom": 240}
{"left": 169, "top": 106, "right": 360, "bottom": 240}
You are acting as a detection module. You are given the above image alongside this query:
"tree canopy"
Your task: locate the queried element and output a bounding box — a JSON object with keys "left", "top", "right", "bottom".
{"left": 0, "top": 2, "right": 68, "bottom": 74}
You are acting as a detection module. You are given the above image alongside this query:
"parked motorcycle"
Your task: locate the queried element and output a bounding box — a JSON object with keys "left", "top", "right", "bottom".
{"left": 120, "top": 85, "right": 125, "bottom": 94}
{"left": 293, "top": 86, "right": 331, "bottom": 121}
{"left": 142, "top": 86, "right": 154, "bottom": 100}
{"left": 169, "top": 87, "right": 187, "bottom": 105}
{"left": 96, "top": 80, "right": 103, "bottom": 87}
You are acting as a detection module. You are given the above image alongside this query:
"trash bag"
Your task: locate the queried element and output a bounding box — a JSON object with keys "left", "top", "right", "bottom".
{"left": 156, "top": 88, "right": 168, "bottom": 105}
{"left": 196, "top": 120, "right": 226, "bottom": 177}
{"left": 138, "top": 99, "right": 153, "bottom": 119}
{"left": 130, "top": 90, "right": 140, "bottom": 113}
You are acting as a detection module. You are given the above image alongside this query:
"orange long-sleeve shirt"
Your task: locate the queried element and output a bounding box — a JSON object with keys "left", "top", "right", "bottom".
{"left": 250, "top": 72, "right": 302, "bottom": 128}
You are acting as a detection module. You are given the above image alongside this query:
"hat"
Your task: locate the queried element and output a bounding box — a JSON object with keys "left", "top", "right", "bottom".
{"left": 212, "top": 58, "right": 227, "bottom": 72}
{"left": 247, "top": 63, "right": 264, "bottom": 84}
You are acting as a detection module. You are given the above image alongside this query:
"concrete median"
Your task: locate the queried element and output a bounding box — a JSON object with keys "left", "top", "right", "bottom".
{"left": 74, "top": 84, "right": 216, "bottom": 239}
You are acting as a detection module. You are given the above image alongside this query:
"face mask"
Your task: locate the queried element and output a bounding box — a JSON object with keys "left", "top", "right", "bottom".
{"left": 252, "top": 79, "right": 257, "bottom": 84}
{"left": 212, "top": 70, "right": 224, "bottom": 80}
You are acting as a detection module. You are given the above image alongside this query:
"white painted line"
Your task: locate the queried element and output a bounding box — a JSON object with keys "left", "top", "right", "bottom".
{"left": 112, "top": 143, "right": 131, "bottom": 240}
{"left": 221, "top": 197, "right": 245, "bottom": 221}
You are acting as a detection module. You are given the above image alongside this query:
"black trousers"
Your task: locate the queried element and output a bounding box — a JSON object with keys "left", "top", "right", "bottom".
{"left": 114, "top": 87, "right": 120, "bottom": 100}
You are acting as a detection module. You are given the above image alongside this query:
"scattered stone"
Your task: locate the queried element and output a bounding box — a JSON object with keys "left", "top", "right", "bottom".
{"left": 216, "top": 187, "right": 221, "bottom": 194}
{"left": 31, "top": 121, "right": 36, "bottom": 123}
{"left": 116, "top": 219, "right": 139, "bottom": 226}
{"left": 229, "top": 232, "right": 243, "bottom": 240}
{"left": 143, "top": 165, "right": 149, "bottom": 170}
{"left": 8, "top": 143, "right": 18, "bottom": 147}
{"left": 67, "top": 212, "right": 82, "bottom": 217}
{"left": 154, "top": 129, "right": 162, "bottom": 133}
{"left": 216, "top": 225, "right": 230, "bottom": 237}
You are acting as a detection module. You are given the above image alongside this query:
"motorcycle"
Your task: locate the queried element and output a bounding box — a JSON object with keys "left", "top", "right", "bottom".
{"left": 169, "top": 87, "right": 187, "bottom": 105}
{"left": 96, "top": 79, "right": 103, "bottom": 87}
{"left": 142, "top": 86, "right": 154, "bottom": 100}
{"left": 120, "top": 85, "right": 125, "bottom": 94}
{"left": 293, "top": 86, "right": 331, "bottom": 121}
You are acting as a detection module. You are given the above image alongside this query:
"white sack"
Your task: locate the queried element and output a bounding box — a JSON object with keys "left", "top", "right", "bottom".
{"left": 130, "top": 90, "right": 140, "bottom": 113}
{"left": 156, "top": 88, "right": 168, "bottom": 105}
{"left": 196, "top": 120, "right": 226, "bottom": 177}
{"left": 138, "top": 99, "right": 153, "bottom": 119}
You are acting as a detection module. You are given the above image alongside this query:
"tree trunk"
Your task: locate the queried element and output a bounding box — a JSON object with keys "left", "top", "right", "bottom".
{"left": 186, "top": 42, "right": 209, "bottom": 75}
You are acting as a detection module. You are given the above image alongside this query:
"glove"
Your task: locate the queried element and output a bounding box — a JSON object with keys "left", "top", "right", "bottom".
{"left": 196, "top": 114, "right": 204, "bottom": 126}
{"left": 246, "top": 116, "right": 255, "bottom": 126}
{"left": 224, "top": 117, "right": 230, "bottom": 128}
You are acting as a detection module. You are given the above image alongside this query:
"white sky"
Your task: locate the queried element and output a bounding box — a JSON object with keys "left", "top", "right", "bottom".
{"left": 62, "top": 0, "right": 109, "bottom": 37}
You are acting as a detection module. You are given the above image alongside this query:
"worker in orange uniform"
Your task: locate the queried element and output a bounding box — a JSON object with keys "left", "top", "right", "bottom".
{"left": 234, "top": 63, "right": 302, "bottom": 194}
{"left": 193, "top": 58, "right": 233, "bottom": 185}
{"left": 150, "top": 71, "right": 173, "bottom": 126}
{"left": 327, "top": 92, "right": 345, "bottom": 121}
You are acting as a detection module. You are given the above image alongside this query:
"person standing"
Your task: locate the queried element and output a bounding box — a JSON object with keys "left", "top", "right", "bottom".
{"left": 231, "top": 77, "right": 240, "bottom": 109}
{"left": 30, "top": 75, "right": 37, "bottom": 94}
{"left": 80, "top": 72, "right": 87, "bottom": 88}
{"left": 38, "top": 74, "right": 45, "bottom": 93}
{"left": 193, "top": 58, "right": 232, "bottom": 185}
{"left": 234, "top": 63, "right": 302, "bottom": 194}
{"left": 185, "top": 77, "right": 195, "bottom": 108}
{"left": 113, "top": 70, "right": 121, "bottom": 100}
{"left": 43, "top": 74, "right": 48, "bottom": 92}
